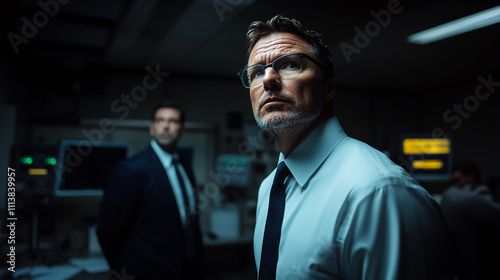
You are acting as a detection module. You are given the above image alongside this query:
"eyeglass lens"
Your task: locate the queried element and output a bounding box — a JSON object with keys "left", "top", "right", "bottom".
{"left": 243, "top": 54, "right": 305, "bottom": 88}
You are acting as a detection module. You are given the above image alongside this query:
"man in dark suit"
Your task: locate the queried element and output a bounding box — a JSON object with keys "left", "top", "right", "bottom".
{"left": 97, "top": 101, "right": 203, "bottom": 280}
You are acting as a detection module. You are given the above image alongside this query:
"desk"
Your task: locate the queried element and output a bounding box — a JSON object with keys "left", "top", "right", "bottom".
{"left": 8, "top": 238, "right": 256, "bottom": 280}
{"left": 6, "top": 258, "right": 109, "bottom": 280}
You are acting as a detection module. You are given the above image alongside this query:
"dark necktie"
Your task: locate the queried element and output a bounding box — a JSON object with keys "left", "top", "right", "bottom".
{"left": 172, "top": 158, "right": 197, "bottom": 260}
{"left": 259, "top": 161, "right": 291, "bottom": 280}
{"left": 173, "top": 158, "right": 191, "bottom": 216}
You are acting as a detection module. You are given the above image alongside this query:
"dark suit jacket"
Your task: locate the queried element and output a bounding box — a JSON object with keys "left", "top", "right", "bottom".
{"left": 97, "top": 144, "right": 203, "bottom": 280}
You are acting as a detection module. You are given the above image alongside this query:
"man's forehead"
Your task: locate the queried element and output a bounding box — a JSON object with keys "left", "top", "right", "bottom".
{"left": 248, "top": 33, "right": 311, "bottom": 63}
{"left": 155, "top": 108, "right": 181, "bottom": 117}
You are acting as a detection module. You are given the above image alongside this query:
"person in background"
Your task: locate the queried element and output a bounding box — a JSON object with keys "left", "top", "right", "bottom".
{"left": 238, "top": 14, "right": 456, "bottom": 280}
{"left": 441, "top": 160, "right": 500, "bottom": 280}
{"left": 97, "top": 101, "right": 203, "bottom": 280}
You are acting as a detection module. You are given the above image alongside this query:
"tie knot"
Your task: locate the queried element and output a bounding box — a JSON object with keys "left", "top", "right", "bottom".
{"left": 275, "top": 161, "right": 291, "bottom": 184}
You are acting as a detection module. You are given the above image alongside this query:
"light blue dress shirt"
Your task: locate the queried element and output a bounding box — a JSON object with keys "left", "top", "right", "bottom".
{"left": 150, "top": 140, "right": 195, "bottom": 225}
{"left": 254, "top": 117, "right": 455, "bottom": 280}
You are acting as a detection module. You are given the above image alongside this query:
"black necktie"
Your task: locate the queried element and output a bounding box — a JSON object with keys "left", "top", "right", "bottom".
{"left": 259, "top": 161, "right": 291, "bottom": 280}
{"left": 173, "top": 158, "right": 191, "bottom": 216}
{"left": 172, "top": 158, "right": 196, "bottom": 260}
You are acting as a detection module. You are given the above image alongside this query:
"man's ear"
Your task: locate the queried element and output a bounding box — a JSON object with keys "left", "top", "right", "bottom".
{"left": 323, "top": 77, "right": 336, "bottom": 101}
{"left": 149, "top": 124, "right": 154, "bottom": 136}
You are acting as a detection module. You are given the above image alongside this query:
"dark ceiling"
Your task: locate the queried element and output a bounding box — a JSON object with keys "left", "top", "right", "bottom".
{"left": 3, "top": 0, "right": 500, "bottom": 93}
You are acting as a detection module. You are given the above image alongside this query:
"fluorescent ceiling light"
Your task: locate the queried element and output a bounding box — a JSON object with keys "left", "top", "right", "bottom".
{"left": 408, "top": 5, "right": 500, "bottom": 44}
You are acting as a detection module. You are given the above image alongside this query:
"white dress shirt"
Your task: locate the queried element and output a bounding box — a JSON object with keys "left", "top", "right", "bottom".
{"left": 151, "top": 140, "right": 195, "bottom": 225}
{"left": 254, "top": 117, "right": 455, "bottom": 280}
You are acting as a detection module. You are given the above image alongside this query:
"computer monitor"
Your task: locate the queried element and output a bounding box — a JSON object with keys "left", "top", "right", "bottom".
{"left": 54, "top": 140, "right": 129, "bottom": 196}
{"left": 400, "top": 134, "right": 452, "bottom": 181}
{"left": 215, "top": 154, "right": 251, "bottom": 187}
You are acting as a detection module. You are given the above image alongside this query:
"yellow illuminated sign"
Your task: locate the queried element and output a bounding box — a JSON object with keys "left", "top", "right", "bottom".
{"left": 28, "top": 168, "right": 48, "bottom": 175}
{"left": 412, "top": 159, "right": 444, "bottom": 170}
{"left": 403, "top": 138, "right": 450, "bottom": 155}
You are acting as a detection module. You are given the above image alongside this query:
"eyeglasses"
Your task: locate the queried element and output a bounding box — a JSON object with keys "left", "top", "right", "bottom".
{"left": 237, "top": 53, "right": 323, "bottom": 88}
{"left": 153, "top": 118, "right": 182, "bottom": 126}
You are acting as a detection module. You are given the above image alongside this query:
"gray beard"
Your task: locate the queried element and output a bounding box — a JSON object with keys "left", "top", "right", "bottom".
{"left": 254, "top": 105, "right": 321, "bottom": 138}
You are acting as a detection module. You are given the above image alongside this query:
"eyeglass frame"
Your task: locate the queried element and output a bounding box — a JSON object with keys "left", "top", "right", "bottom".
{"left": 237, "top": 53, "right": 324, "bottom": 89}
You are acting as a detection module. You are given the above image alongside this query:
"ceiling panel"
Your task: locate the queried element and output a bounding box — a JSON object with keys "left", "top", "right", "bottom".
{"left": 4, "top": 0, "right": 500, "bottom": 93}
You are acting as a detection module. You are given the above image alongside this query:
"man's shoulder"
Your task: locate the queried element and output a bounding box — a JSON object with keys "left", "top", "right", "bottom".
{"left": 118, "top": 145, "right": 157, "bottom": 170}
{"left": 331, "top": 136, "right": 402, "bottom": 175}
{"left": 326, "top": 136, "right": 425, "bottom": 194}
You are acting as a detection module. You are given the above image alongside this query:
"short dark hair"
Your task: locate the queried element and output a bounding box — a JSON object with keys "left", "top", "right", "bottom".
{"left": 246, "top": 14, "right": 334, "bottom": 79}
{"left": 152, "top": 101, "right": 186, "bottom": 124}
{"left": 453, "top": 160, "right": 482, "bottom": 184}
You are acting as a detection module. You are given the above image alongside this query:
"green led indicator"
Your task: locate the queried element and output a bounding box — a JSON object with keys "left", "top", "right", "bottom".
{"left": 45, "top": 157, "right": 57, "bottom": 165}
{"left": 20, "top": 157, "right": 33, "bottom": 165}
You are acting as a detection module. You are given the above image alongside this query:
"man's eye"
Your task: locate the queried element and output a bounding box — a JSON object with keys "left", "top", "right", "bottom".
{"left": 280, "top": 61, "right": 300, "bottom": 70}
{"left": 249, "top": 68, "right": 265, "bottom": 80}
{"left": 254, "top": 69, "right": 265, "bottom": 77}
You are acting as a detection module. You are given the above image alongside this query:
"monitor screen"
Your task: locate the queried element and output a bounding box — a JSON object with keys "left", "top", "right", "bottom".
{"left": 54, "top": 140, "right": 129, "bottom": 196}
{"left": 216, "top": 154, "right": 251, "bottom": 187}
{"left": 400, "top": 135, "right": 452, "bottom": 181}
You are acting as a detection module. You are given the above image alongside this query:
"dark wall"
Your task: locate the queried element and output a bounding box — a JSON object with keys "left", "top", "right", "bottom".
{"left": 336, "top": 76, "right": 500, "bottom": 192}
{"left": 8, "top": 61, "right": 500, "bottom": 192}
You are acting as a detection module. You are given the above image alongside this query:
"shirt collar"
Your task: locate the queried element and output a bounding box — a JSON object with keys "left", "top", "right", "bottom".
{"left": 150, "top": 139, "right": 176, "bottom": 168}
{"left": 280, "top": 117, "right": 347, "bottom": 188}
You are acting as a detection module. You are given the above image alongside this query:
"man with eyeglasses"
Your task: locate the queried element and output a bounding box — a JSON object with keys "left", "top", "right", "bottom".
{"left": 239, "top": 15, "right": 456, "bottom": 280}
{"left": 97, "top": 101, "right": 203, "bottom": 279}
